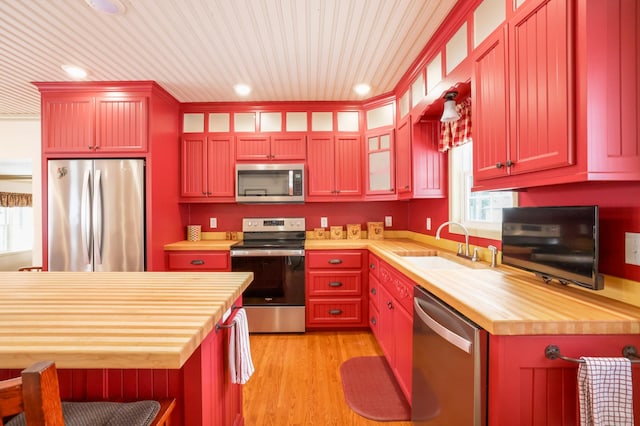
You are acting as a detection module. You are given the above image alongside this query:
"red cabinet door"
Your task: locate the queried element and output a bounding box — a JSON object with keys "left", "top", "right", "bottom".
{"left": 334, "top": 135, "right": 362, "bottom": 196}
{"left": 307, "top": 135, "right": 336, "bottom": 197}
{"left": 42, "top": 95, "right": 95, "bottom": 153}
{"left": 395, "top": 118, "right": 412, "bottom": 196}
{"left": 206, "top": 137, "right": 234, "bottom": 198}
{"left": 473, "top": 26, "right": 510, "bottom": 181}
{"left": 411, "top": 121, "right": 446, "bottom": 198}
{"left": 181, "top": 135, "right": 208, "bottom": 197}
{"left": 235, "top": 136, "right": 270, "bottom": 161}
{"left": 394, "top": 302, "right": 413, "bottom": 401}
{"left": 508, "top": 0, "right": 573, "bottom": 175}
{"left": 270, "top": 135, "right": 306, "bottom": 160}
{"left": 95, "top": 95, "right": 148, "bottom": 152}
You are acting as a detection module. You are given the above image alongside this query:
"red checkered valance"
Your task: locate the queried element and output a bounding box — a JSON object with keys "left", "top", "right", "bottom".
{"left": 438, "top": 97, "right": 472, "bottom": 152}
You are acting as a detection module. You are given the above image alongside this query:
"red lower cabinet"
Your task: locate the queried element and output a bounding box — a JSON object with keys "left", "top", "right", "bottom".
{"left": 305, "top": 250, "right": 368, "bottom": 329}
{"left": 488, "top": 334, "right": 640, "bottom": 425}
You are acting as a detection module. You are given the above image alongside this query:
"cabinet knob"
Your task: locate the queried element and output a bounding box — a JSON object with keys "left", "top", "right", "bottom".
{"left": 387, "top": 300, "right": 393, "bottom": 310}
{"left": 370, "top": 317, "right": 377, "bottom": 325}
{"left": 328, "top": 309, "right": 343, "bottom": 315}
{"left": 328, "top": 281, "right": 343, "bottom": 287}
{"left": 328, "top": 259, "right": 343, "bottom": 265}
{"left": 370, "top": 287, "right": 376, "bottom": 295}
{"left": 404, "top": 185, "right": 410, "bottom": 189}
{"left": 506, "top": 160, "right": 514, "bottom": 167}
{"left": 496, "top": 162, "right": 504, "bottom": 169}
{"left": 370, "top": 263, "right": 375, "bottom": 270}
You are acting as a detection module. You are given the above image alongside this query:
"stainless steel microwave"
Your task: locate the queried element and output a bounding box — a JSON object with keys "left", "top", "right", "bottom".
{"left": 236, "top": 163, "right": 305, "bottom": 203}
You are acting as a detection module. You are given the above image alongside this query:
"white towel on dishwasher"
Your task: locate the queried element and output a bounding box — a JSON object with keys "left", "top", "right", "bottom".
{"left": 229, "top": 308, "right": 255, "bottom": 384}
{"left": 578, "top": 357, "right": 634, "bottom": 426}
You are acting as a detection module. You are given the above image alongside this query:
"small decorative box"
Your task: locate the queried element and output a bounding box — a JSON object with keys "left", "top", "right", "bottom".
{"left": 330, "top": 226, "right": 343, "bottom": 240}
{"left": 367, "top": 222, "right": 384, "bottom": 240}
{"left": 187, "top": 225, "right": 201, "bottom": 241}
{"left": 346, "top": 224, "right": 361, "bottom": 240}
{"left": 313, "top": 228, "right": 326, "bottom": 239}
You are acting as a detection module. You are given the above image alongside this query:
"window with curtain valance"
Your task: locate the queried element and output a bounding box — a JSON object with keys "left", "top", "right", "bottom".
{"left": 0, "top": 192, "right": 32, "bottom": 207}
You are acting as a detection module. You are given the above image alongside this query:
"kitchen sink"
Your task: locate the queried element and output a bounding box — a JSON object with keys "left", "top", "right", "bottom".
{"left": 401, "top": 255, "right": 466, "bottom": 270}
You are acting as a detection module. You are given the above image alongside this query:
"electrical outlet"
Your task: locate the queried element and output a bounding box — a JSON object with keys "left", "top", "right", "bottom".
{"left": 426, "top": 217, "right": 431, "bottom": 231}
{"left": 385, "top": 216, "right": 392, "bottom": 227}
{"left": 210, "top": 217, "right": 217, "bottom": 228}
{"left": 625, "top": 232, "right": 640, "bottom": 266}
{"left": 320, "top": 217, "right": 328, "bottom": 228}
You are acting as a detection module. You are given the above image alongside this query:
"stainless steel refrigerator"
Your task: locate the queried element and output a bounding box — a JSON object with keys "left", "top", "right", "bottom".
{"left": 48, "top": 159, "right": 145, "bottom": 271}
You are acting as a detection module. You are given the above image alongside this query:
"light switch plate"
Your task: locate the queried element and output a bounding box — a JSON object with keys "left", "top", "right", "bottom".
{"left": 385, "top": 216, "right": 392, "bottom": 227}
{"left": 210, "top": 217, "right": 217, "bottom": 228}
{"left": 625, "top": 232, "right": 640, "bottom": 266}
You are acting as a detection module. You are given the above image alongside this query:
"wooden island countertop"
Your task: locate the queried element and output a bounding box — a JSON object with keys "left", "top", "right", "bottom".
{"left": 0, "top": 271, "right": 253, "bottom": 369}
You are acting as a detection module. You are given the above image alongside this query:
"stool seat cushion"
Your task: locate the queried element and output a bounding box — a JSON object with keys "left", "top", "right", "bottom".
{"left": 7, "top": 400, "right": 160, "bottom": 426}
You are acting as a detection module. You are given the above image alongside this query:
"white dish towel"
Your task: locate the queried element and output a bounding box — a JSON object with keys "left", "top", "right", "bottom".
{"left": 578, "top": 356, "right": 634, "bottom": 426}
{"left": 228, "top": 308, "right": 255, "bottom": 385}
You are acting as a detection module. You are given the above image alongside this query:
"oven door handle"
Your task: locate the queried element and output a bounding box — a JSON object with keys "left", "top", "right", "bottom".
{"left": 414, "top": 297, "right": 472, "bottom": 354}
{"left": 231, "top": 249, "right": 305, "bottom": 257}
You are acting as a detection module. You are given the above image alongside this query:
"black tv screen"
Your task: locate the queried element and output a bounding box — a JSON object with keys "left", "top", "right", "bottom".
{"left": 501, "top": 206, "right": 603, "bottom": 290}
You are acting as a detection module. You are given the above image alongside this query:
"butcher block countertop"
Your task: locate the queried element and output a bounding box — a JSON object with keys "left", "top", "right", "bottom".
{"left": 305, "top": 237, "right": 640, "bottom": 336}
{"left": 0, "top": 271, "right": 253, "bottom": 369}
{"left": 164, "top": 240, "right": 238, "bottom": 250}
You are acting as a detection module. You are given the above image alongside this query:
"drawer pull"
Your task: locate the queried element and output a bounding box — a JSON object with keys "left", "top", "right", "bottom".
{"left": 328, "top": 281, "right": 343, "bottom": 287}
{"left": 328, "top": 309, "right": 343, "bottom": 315}
{"left": 190, "top": 259, "right": 205, "bottom": 265}
{"left": 370, "top": 287, "right": 376, "bottom": 295}
{"left": 387, "top": 300, "right": 393, "bottom": 310}
{"left": 328, "top": 259, "right": 343, "bottom": 264}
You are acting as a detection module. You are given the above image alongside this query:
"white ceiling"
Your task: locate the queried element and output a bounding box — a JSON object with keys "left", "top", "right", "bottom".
{"left": 0, "top": 0, "right": 457, "bottom": 116}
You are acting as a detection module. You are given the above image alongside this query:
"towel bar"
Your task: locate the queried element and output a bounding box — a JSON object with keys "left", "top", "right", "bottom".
{"left": 544, "top": 344, "right": 640, "bottom": 364}
{"left": 215, "top": 305, "right": 242, "bottom": 332}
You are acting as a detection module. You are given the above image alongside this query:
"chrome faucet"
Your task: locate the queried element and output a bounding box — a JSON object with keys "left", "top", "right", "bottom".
{"left": 435, "top": 221, "right": 471, "bottom": 258}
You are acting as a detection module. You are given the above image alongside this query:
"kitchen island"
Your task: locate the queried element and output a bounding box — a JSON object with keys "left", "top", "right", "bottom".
{"left": 0, "top": 271, "right": 253, "bottom": 426}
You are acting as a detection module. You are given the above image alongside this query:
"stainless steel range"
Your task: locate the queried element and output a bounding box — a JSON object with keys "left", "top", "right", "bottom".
{"left": 231, "top": 217, "right": 306, "bottom": 333}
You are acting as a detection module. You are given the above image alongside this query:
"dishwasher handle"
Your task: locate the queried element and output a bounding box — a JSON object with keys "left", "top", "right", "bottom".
{"left": 414, "top": 297, "right": 472, "bottom": 354}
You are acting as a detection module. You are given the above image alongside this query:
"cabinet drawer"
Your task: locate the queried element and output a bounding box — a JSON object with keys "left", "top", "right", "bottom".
{"left": 307, "top": 298, "right": 364, "bottom": 325}
{"left": 307, "top": 271, "right": 362, "bottom": 296}
{"left": 307, "top": 251, "right": 363, "bottom": 269}
{"left": 379, "top": 262, "right": 414, "bottom": 313}
{"left": 166, "top": 251, "right": 230, "bottom": 271}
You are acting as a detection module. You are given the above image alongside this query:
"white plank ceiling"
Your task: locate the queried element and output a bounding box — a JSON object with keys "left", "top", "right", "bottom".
{"left": 0, "top": 0, "right": 456, "bottom": 116}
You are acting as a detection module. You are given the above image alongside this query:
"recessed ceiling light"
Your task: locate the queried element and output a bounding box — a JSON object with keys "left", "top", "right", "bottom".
{"left": 61, "top": 65, "right": 88, "bottom": 79}
{"left": 354, "top": 83, "right": 371, "bottom": 96}
{"left": 84, "top": 0, "right": 126, "bottom": 15}
{"left": 234, "top": 84, "right": 251, "bottom": 96}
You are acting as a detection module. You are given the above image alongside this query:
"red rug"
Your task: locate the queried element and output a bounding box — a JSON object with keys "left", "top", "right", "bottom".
{"left": 339, "top": 356, "right": 411, "bottom": 422}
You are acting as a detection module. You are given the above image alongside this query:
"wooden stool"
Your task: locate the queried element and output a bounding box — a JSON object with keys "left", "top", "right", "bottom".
{"left": 0, "top": 361, "right": 175, "bottom": 426}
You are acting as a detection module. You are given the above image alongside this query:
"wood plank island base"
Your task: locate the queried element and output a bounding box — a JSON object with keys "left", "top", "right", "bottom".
{"left": 0, "top": 271, "right": 253, "bottom": 426}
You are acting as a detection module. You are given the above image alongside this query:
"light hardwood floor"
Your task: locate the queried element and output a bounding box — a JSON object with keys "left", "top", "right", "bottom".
{"left": 243, "top": 331, "right": 413, "bottom": 426}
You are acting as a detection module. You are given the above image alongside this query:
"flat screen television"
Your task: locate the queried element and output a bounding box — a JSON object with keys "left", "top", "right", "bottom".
{"left": 501, "top": 205, "right": 604, "bottom": 290}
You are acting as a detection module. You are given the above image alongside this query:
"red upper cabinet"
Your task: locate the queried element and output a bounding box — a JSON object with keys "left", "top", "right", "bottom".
{"left": 507, "top": 0, "right": 573, "bottom": 174}
{"left": 235, "top": 135, "right": 306, "bottom": 161}
{"left": 365, "top": 129, "right": 395, "bottom": 197}
{"left": 42, "top": 93, "right": 148, "bottom": 154}
{"left": 472, "top": 26, "right": 510, "bottom": 181}
{"left": 181, "top": 135, "right": 234, "bottom": 200}
{"left": 41, "top": 94, "right": 95, "bottom": 153}
{"left": 307, "top": 134, "right": 362, "bottom": 200}
{"left": 94, "top": 95, "right": 148, "bottom": 152}
{"left": 411, "top": 120, "right": 447, "bottom": 198}
{"left": 472, "top": 0, "right": 573, "bottom": 187}
{"left": 395, "top": 118, "right": 412, "bottom": 196}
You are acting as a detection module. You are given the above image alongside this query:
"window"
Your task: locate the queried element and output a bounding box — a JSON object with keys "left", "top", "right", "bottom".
{"left": 449, "top": 142, "right": 517, "bottom": 240}
{"left": 0, "top": 205, "right": 33, "bottom": 252}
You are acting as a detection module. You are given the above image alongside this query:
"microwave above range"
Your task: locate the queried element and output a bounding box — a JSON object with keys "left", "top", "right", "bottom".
{"left": 236, "top": 163, "right": 304, "bottom": 203}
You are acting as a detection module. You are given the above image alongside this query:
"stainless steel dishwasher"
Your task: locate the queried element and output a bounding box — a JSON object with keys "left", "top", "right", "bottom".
{"left": 412, "top": 285, "right": 488, "bottom": 425}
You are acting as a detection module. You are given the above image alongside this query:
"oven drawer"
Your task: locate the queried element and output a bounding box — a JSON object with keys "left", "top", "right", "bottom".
{"left": 306, "top": 251, "right": 363, "bottom": 269}
{"left": 166, "top": 251, "right": 230, "bottom": 271}
{"left": 306, "top": 298, "right": 364, "bottom": 325}
{"left": 307, "top": 271, "right": 362, "bottom": 296}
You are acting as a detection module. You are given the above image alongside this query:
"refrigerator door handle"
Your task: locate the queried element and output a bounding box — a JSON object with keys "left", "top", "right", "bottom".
{"left": 93, "top": 169, "right": 103, "bottom": 265}
{"left": 81, "top": 168, "right": 92, "bottom": 265}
